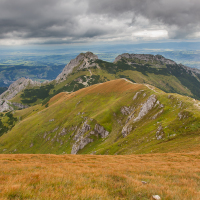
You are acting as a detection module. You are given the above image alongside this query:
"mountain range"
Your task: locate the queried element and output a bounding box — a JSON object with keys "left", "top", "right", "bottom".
{"left": 0, "top": 52, "right": 200, "bottom": 154}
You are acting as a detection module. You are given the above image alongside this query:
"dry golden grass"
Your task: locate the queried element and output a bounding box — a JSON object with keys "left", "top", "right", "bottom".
{"left": 0, "top": 153, "right": 200, "bottom": 200}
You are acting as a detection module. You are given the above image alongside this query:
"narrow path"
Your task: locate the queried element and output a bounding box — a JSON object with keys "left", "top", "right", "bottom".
{"left": 145, "top": 84, "right": 158, "bottom": 93}
{"left": 88, "top": 69, "right": 92, "bottom": 76}
{"left": 122, "top": 78, "right": 158, "bottom": 93}
{"left": 121, "top": 78, "right": 136, "bottom": 84}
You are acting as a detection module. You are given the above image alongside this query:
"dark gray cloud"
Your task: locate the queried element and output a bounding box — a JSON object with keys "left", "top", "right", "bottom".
{"left": 88, "top": 0, "right": 200, "bottom": 39}
{"left": 0, "top": 0, "right": 200, "bottom": 45}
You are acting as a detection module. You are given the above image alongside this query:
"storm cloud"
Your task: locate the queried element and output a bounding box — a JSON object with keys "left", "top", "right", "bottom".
{"left": 0, "top": 0, "right": 200, "bottom": 45}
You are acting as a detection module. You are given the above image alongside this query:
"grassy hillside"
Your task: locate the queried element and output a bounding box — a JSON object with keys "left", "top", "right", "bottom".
{"left": 1, "top": 79, "right": 200, "bottom": 154}
{"left": 9, "top": 53, "right": 200, "bottom": 110}
{"left": 0, "top": 112, "right": 17, "bottom": 137}
{"left": 0, "top": 153, "right": 200, "bottom": 200}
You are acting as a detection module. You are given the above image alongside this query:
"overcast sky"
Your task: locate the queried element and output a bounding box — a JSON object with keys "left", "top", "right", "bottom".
{"left": 0, "top": 0, "right": 200, "bottom": 45}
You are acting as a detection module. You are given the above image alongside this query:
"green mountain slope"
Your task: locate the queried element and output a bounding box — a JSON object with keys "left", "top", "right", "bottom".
{"left": 1, "top": 79, "right": 200, "bottom": 154}
{"left": 8, "top": 52, "right": 200, "bottom": 110}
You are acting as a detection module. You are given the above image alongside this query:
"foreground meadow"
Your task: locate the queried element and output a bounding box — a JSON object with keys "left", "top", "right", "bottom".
{"left": 0, "top": 153, "right": 200, "bottom": 200}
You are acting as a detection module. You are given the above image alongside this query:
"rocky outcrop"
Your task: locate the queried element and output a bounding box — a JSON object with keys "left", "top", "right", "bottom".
{"left": 94, "top": 124, "right": 109, "bottom": 138}
{"left": 121, "top": 106, "right": 133, "bottom": 115}
{"left": 180, "top": 64, "right": 200, "bottom": 80}
{"left": 121, "top": 94, "right": 158, "bottom": 137}
{"left": 71, "top": 121, "right": 92, "bottom": 154}
{"left": 0, "top": 77, "right": 40, "bottom": 101}
{"left": 56, "top": 52, "right": 98, "bottom": 82}
{"left": 0, "top": 100, "right": 13, "bottom": 112}
{"left": 11, "top": 102, "right": 29, "bottom": 110}
{"left": 133, "top": 94, "right": 157, "bottom": 122}
{"left": 74, "top": 121, "right": 91, "bottom": 141}
{"left": 114, "top": 53, "right": 176, "bottom": 65}
{"left": 71, "top": 137, "right": 93, "bottom": 155}
{"left": 0, "top": 77, "right": 40, "bottom": 112}
{"left": 151, "top": 109, "right": 164, "bottom": 120}
{"left": 71, "top": 121, "right": 110, "bottom": 154}
{"left": 178, "top": 111, "right": 189, "bottom": 120}
{"left": 133, "top": 91, "right": 143, "bottom": 100}
{"left": 156, "top": 125, "right": 165, "bottom": 140}
{"left": 122, "top": 124, "right": 132, "bottom": 137}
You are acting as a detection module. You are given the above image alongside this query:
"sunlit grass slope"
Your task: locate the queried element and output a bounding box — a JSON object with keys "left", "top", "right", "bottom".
{"left": 0, "top": 79, "right": 200, "bottom": 154}
{"left": 0, "top": 153, "right": 200, "bottom": 199}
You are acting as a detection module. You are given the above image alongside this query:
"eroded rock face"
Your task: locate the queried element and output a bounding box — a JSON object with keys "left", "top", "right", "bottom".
{"left": 12, "top": 102, "right": 29, "bottom": 110}
{"left": 94, "top": 124, "right": 109, "bottom": 138}
{"left": 71, "top": 137, "right": 93, "bottom": 155}
{"left": 74, "top": 121, "right": 91, "bottom": 141}
{"left": 71, "top": 122, "right": 109, "bottom": 154}
{"left": 133, "top": 94, "right": 157, "bottom": 122}
{"left": 0, "top": 77, "right": 40, "bottom": 101}
{"left": 151, "top": 109, "right": 164, "bottom": 120}
{"left": 133, "top": 91, "right": 143, "bottom": 100}
{"left": 121, "top": 106, "right": 133, "bottom": 115}
{"left": 114, "top": 53, "right": 176, "bottom": 65}
{"left": 0, "top": 77, "right": 40, "bottom": 112}
{"left": 125, "top": 112, "right": 135, "bottom": 124}
{"left": 0, "top": 100, "right": 13, "bottom": 112}
{"left": 71, "top": 121, "right": 92, "bottom": 154}
{"left": 122, "top": 125, "right": 132, "bottom": 137}
{"left": 56, "top": 52, "right": 98, "bottom": 82}
{"left": 156, "top": 125, "right": 165, "bottom": 140}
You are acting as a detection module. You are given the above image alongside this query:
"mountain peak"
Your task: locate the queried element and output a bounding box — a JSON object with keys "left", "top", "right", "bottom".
{"left": 56, "top": 52, "right": 98, "bottom": 82}
{"left": 114, "top": 53, "right": 176, "bottom": 65}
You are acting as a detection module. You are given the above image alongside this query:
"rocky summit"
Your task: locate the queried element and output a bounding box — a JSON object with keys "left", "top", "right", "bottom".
{"left": 0, "top": 78, "right": 40, "bottom": 112}
{"left": 56, "top": 52, "right": 98, "bottom": 82}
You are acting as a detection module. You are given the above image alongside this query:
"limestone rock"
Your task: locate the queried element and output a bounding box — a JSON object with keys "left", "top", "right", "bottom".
{"left": 0, "top": 77, "right": 40, "bottom": 101}
{"left": 56, "top": 52, "right": 98, "bottom": 82}
{"left": 114, "top": 53, "right": 176, "bottom": 65}
{"left": 94, "top": 124, "right": 109, "bottom": 138}
{"left": 11, "top": 102, "right": 29, "bottom": 110}
{"left": 152, "top": 195, "right": 161, "bottom": 200}
{"left": 71, "top": 137, "right": 93, "bottom": 155}
{"left": 71, "top": 122, "right": 109, "bottom": 154}
{"left": 156, "top": 125, "right": 165, "bottom": 140}
{"left": 58, "top": 128, "right": 67, "bottom": 136}
{"left": 0, "top": 100, "right": 13, "bottom": 112}
{"left": 74, "top": 121, "right": 91, "bottom": 141}
{"left": 121, "top": 106, "right": 133, "bottom": 115}
{"left": 151, "top": 109, "right": 164, "bottom": 120}
{"left": 0, "top": 77, "right": 40, "bottom": 112}
{"left": 133, "top": 91, "right": 143, "bottom": 100}
{"left": 133, "top": 94, "right": 157, "bottom": 122}
{"left": 141, "top": 181, "right": 147, "bottom": 184}
{"left": 125, "top": 112, "right": 135, "bottom": 124}
{"left": 122, "top": 124, "right": 132, "bottom": 137}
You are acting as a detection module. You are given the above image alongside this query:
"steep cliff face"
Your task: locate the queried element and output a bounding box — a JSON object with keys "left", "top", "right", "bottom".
{"left": 114, "top": 53, "right": 176, "bottom": 65}
{"left": 56, "top": 52, "right": 98, "bottom": 82}
{"left": 0, "top": 78, "right": 40, "bottom": 112}
{"left": 0, "top": 78, "right": 41, "bottom": 101}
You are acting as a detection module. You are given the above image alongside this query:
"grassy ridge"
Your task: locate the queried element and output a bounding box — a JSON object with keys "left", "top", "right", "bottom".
{"left": 1, "top": 79, "right": 200, "bottom": 155}
{"left": 9, "top": 55, "right": 200, "bottom": 109}
{"left": 0, "top": 153, "right": 200, "bottom": 199}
